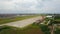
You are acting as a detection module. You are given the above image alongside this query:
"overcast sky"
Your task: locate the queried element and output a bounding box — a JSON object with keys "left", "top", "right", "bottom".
{"left": 0, "top": 0, "right": 60, "bottom": 14}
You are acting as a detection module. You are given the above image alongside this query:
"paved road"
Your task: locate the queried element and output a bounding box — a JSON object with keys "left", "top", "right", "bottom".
{"left": 0, "top": 16, "right": 42, "bottom": 28}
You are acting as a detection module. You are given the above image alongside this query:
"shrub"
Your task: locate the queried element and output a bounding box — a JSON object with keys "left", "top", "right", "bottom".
{"left": 54, "top": 28, "right": 60, "bottom": 34}
{"left": 39, "top": 24, "right": 50, "bottom": 34}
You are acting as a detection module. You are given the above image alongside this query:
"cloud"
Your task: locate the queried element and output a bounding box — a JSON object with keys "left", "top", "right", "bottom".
{"left": 0, "top": 0, "right": 16, "bottom": 10}
{"left": 0, "top": 0, "right": 60, "bottom": 14}
{"left": 0, "top": 0, "right": 12, "bottom": 1}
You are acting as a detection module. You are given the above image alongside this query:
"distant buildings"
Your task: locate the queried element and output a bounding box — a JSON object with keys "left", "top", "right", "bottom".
{"left": 0, "top": 14, "right": 18, "bottom": 18}
{"left": 0, "top": 14, "right": 36, "bottom": 18}
{"left": 46, "top": 16, "right": 53, "bottom": 18}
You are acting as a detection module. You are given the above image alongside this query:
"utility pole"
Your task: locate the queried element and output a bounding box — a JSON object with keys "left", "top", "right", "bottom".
{"left": 50, "top": 14, "right": 55, "bottom": 34}
{"left": 51, "top": 24, "right": 54, "bottom": 34}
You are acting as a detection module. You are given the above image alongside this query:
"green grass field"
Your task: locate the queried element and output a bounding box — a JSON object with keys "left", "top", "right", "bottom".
{"left": 0, "top": 24, "right": 44, "bottom": 34}
{"left": 0, "top": 15, "right": 38, "bottom": 24}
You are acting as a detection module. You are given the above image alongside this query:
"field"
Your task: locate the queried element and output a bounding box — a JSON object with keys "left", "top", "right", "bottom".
{"left": 0, "top": 15, "right": 38, "bottom": 24}
{"left": 0, "top": 14, "right": 60, "bottom": 34}
{"left": 0, "top": 24, "right": 44, "bottom": 34}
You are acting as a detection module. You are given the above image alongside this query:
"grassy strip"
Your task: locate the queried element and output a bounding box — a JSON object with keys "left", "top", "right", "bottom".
{"left": 0, "top": 24, "right": 44, "bottom": 34}
{"left": 55, "top": 19, "right": 60, "bottom": 21}
{"left": 0, "top": 15, "right": 38, "bottom": 24}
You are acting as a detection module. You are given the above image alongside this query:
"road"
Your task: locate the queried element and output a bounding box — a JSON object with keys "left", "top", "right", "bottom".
{"left": 0, "top": 16, "right": 42, "bottom": 28}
